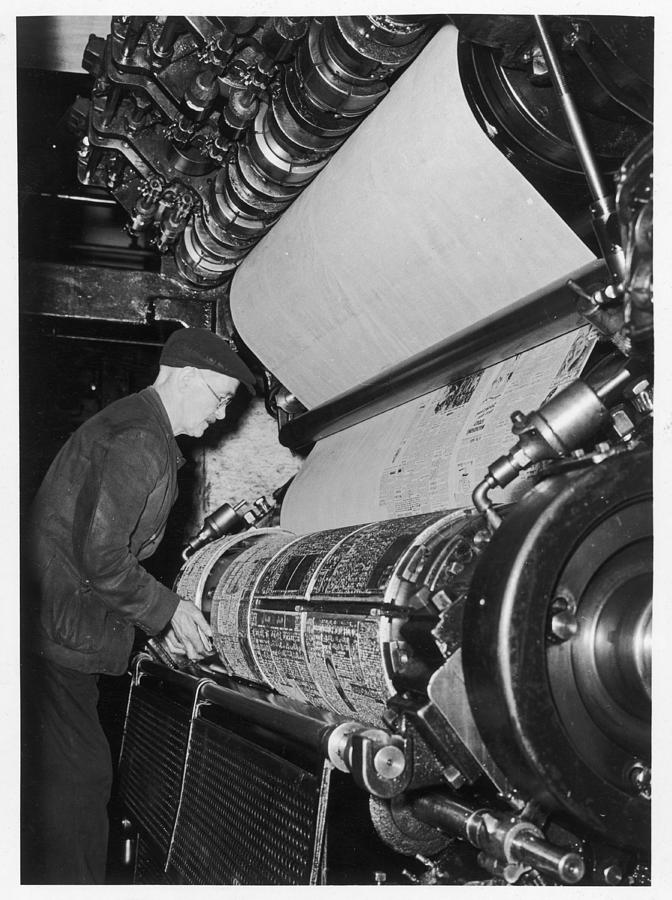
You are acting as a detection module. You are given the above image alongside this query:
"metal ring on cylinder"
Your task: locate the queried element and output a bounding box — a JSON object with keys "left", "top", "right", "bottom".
{"left": 462, "top": 449, "right": 652, "bottom": 849}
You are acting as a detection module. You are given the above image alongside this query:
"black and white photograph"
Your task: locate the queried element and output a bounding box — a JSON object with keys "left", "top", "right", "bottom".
{"left": 7, "top": 3, "right": 664, "bottom": 892}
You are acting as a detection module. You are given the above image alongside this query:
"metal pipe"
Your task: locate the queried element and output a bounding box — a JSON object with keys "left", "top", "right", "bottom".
{"left": 472, "top": 474, "right": 503, "bottom": 531}
{"left": 278, "top": 260, "right": 606, "bottom": 449}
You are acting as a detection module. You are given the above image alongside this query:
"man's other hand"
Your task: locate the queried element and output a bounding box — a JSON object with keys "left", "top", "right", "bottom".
{"left": 169, "top": 599, "right": 213, "bottom": 660}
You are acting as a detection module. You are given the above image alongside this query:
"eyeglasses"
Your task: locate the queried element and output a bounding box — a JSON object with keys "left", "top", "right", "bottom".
{"left": 197, "top": 370, "right": 233, "bottom": 413}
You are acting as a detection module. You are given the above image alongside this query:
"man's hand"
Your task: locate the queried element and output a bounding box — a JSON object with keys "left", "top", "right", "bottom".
{"left": 162, "top": 626, "right": 187, "bottom": 658}
{"left": 167, "top": 599, "right": 213, "bottom": 660}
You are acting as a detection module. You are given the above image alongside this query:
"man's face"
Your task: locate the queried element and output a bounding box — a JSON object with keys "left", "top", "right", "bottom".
{"left": 183, "top": 370, "right": 241, "bottom": 437}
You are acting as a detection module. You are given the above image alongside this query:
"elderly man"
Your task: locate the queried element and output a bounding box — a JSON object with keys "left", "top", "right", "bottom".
{"left": 22, "top": 327, "right": 256, "bottom": 884}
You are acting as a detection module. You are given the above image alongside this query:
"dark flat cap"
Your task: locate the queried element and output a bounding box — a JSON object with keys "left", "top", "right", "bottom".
{"left": 161, "top": 328, "right": 256, "bottom": 393}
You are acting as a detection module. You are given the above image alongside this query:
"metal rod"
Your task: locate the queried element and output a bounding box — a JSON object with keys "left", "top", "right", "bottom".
{"left": 135, "top": 657, "right": 202, "bottom": 691}
{"left": 533, "top": 17, "right": 626, "bottom": 286}
{"left": 199, "top": 680, "right": 349, "bottom": 752}
{"left": 278, "top": 259, "right": 606, "bottom": 449}
{"left": 533, "top": 16, "right": 610, "bottom": 215}
{"left": 121, "top": 16, "right": 147, "bottom": 60}
{"left": 154, "top": 17, "right": 180, "bottom": 57}
{"left": 36, "top": 192, "right": 117, "bottom": 205}
{"left": 412, "top": 794, "right": 477, "bottom": 834}
{"left": 101, "top": 85, "right": 122, "bottom": 127}
{"left": 411, "top": 793, "right": 584, "bottom": 884}
{"left": 50, "top": 335, "right": 165, "bottom": 347}
{"left": 165, "top": 676, "right": 218, "bottom": 872}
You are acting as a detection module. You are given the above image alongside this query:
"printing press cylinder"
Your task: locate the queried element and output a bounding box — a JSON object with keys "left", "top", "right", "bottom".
{"left": 174, "top": 510, "right": 487, "bottom": 725}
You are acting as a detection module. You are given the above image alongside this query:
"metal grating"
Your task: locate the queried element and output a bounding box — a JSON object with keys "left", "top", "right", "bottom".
{"left": 118, "top": 683, "right": 192, "bottom": 861}
{"left": 166, "top": 718, "right": 326, "bottom": 884}
{"left": 133, "top": 834, "right": 176, "bottom": 885}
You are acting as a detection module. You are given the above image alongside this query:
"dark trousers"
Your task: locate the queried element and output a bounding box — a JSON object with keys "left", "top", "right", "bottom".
{"left": 21, "top": 655, "right": 113, "bottom": 884}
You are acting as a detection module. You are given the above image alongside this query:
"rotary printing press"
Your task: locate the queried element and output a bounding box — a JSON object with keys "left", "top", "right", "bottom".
{"left": 57, "top": 13, "right": 653, "bottom": 887}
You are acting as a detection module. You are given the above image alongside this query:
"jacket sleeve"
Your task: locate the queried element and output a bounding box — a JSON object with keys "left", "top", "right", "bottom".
{"left": 71, "top": 427, "right": 181, "bottom": 635}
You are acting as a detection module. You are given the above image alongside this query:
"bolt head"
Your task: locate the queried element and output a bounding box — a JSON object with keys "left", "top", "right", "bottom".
{"left": 628, "top": 762, "right": 651, "bottom": 798}
{"left": 625, "top": 378, "right": 650, "bottom": 398}
{"left": 550, "top": 609, "right": 579, "bottom": 642}
{"left": 603, "top": 864, "right": 624, "bottom": 886}
{"left": 611, "top": 408, "right": 635, "bottom": 437}
{"left": 373, "top": 745, "right": 406, "bottom": 780}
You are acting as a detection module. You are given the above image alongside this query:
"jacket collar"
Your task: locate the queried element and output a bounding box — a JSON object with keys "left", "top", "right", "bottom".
{"left": 141, "top": 386, "right": 185, "bottom": 469}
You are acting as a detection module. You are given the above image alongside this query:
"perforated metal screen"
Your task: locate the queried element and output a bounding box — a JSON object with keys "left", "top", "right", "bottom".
{"left": 118, "top": 683, "right": 191, "bottom": 861}
{"left": 119, "top": 676, "right": 330, "bottom": 884}
{"left": 167, "top": 717, "right": 326, "bottom": 884}
{"left": 134, "top": 834, "right": 175, "bottom": 885}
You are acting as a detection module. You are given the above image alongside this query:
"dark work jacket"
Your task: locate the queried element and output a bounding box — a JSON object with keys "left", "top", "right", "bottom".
{"left": 26, "top": 387, "right": 184, "bottom": 675}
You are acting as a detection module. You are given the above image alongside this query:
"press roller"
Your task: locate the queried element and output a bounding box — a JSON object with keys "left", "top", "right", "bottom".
{"left": 173, "top": 510, "right": 487, "bottom": 724}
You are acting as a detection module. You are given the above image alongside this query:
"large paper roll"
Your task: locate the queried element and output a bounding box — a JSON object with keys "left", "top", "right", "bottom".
{"left": 230, "top": 24, "right": 594, "bottom": 409}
